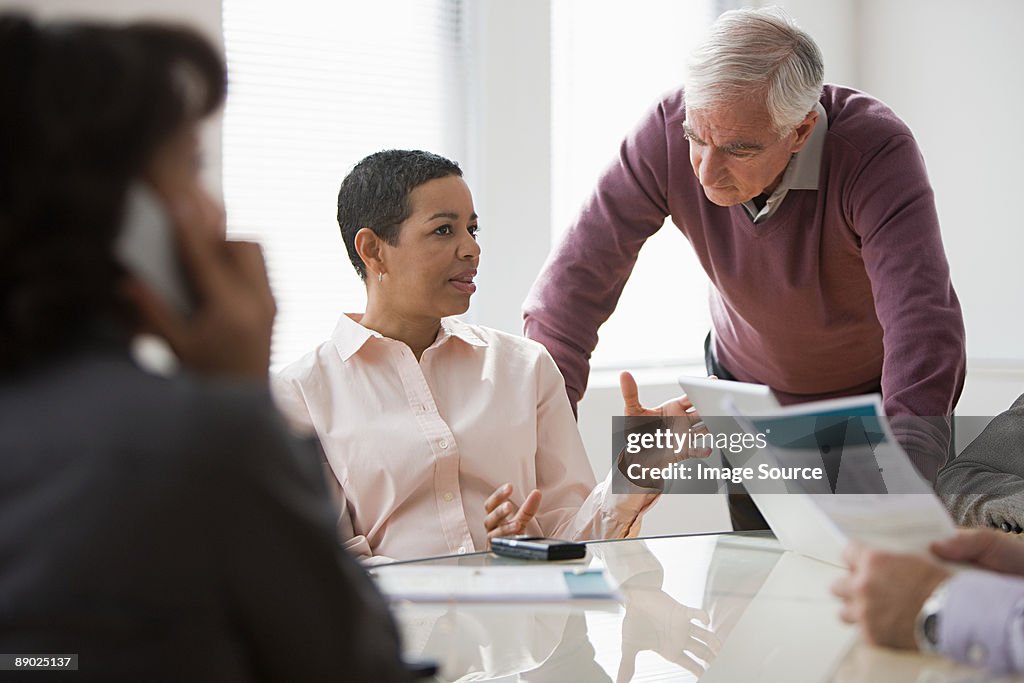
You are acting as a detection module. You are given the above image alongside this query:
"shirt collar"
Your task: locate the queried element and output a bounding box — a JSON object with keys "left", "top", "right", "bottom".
{"left": 436, "top": 316, "right": 489, "bottom": 350}
{"left": 784, "top": 99, "right": 828, "bottom": 191}
{"left": 741, "top": 100, "right": 828, "bottom": 222}
{"left": 331, "top": 313, "right": 488, "bottom": 362}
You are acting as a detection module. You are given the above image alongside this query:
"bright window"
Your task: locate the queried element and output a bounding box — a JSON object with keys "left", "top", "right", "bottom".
{"left": 222, "top": 0, "right": 465, "bottom": 369}
{"left": 551, "top": 0, "right": 714, "bottom": 368}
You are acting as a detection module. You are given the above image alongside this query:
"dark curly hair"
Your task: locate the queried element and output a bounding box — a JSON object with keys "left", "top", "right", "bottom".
{"left": 0, "top": 14, "right": 225, "bottom": 372}
{"left": 337, "top": 149, "right": 462, "bottom": 281}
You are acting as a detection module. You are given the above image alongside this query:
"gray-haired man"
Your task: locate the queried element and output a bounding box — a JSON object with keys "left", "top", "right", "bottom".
{"left": 524, "top": 7, "right": 965, "bottom": 527}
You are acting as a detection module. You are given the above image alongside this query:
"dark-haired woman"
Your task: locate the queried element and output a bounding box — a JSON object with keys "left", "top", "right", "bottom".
{"left": 0, "top": 15, "right": 411, "bottom": 681}
{"left": 273, "top": 149, "right": 706, "bottom": 563}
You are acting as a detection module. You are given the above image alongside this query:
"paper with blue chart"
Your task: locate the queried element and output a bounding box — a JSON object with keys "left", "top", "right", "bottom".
{"left": 727, "top": 394, "right": 956, "bottom": 565}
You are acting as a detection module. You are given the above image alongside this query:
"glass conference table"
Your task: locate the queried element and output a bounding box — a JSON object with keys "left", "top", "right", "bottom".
{"left": 373, "top": 531, "right": 1023, "bottom": 682}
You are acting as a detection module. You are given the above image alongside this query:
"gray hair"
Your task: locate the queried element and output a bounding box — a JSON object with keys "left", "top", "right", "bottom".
{"left": 686, "top": 7, "right": 824, "bottom": 134}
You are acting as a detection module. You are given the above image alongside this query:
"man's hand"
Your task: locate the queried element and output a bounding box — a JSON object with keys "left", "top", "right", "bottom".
{"left": 831, "top": 543, "right": 951, "bottom": 650}
{"left": 483, "top": 483, "right": 543, "bottom": 542}
{"left": 125, "top": 200, "right": 275, "bottom": 383}
{"left": 931, "top": 528, "right": 1024, "bottom": 576}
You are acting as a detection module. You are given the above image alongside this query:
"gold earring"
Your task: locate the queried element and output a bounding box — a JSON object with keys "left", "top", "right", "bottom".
{"left": 378, "top": 272, "right": 383, "bottom": 283}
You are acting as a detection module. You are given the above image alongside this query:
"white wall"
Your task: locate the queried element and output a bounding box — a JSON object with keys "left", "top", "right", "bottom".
{"left": 857, "top": 0, "right": 1024, "bottom": 383}
{"left": 461, "top": 0, "right": 554, "bottom": 335}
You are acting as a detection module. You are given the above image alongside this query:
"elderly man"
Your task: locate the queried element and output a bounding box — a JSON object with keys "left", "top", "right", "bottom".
{"left": 833, "top": 530, "right": 1024, "bottom": 674}
{"left": 524, "top": 7, "right": 965, "bottom": 524}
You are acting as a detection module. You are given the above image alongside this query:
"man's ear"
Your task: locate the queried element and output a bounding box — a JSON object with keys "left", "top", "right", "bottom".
{"left": 354, "top": 227, "right": 384, "bottom": 279}
{"left": 789, "top": 110, "right": 820, "bottom": 154}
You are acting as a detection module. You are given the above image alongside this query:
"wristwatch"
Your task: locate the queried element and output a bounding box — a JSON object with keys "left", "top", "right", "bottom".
{"left": 915, "top": 579, "right": 950, "bottom": 654}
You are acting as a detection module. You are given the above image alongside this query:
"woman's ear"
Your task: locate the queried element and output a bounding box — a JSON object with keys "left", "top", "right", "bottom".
{"left": 354, "top": 227, "right": 385, "bottom": 279}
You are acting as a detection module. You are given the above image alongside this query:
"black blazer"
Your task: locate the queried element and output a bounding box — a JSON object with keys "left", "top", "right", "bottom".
{"left": 0, "top": 341, "right": 412, "bottom": 682}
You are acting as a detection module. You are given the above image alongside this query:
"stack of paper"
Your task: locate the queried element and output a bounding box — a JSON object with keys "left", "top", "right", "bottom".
{"left": 370, "top": 566, "right": 619, "bottom": 603}
{"left": 726, "top": 395, "right": 957, "bottom": 566}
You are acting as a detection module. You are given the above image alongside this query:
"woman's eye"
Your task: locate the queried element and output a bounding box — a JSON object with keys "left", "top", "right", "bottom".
{"left": 468, "top": 225, "right": 480, "bottom": 237}
{"left": 434, "top": 225, "right": 452, "bottom": 236}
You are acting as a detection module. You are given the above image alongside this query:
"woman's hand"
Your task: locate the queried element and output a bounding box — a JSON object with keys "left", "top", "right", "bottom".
{"left": 483, "top": 483, "right": 543, "bottom": 543}
{"left": 619, "top": 371, "right": 699, "bottom": 418}
{"left": 619, "top": 371, "right": 712, "bottom": 461}
{"left": 617, "top": 587, "right": 720, "bottom": 682}
{"left": 126, "top": 199, "right": 275, "bottom": 383}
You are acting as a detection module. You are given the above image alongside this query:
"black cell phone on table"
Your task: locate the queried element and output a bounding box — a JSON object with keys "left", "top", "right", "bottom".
{"left": 490, "top": 536, "right": 586, "bottom": 561}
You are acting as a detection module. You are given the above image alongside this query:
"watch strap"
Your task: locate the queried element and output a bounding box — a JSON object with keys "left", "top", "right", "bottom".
{"left": 915, "top": 579, "right": 951, "bottom": 654}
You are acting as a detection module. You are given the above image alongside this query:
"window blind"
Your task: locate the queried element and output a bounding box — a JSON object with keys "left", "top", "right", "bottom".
{"left": 222, "top": 0, "right": 465, "bottom": 369}
{"left": 550, "top": 0, "right": 714, "bottom": 368}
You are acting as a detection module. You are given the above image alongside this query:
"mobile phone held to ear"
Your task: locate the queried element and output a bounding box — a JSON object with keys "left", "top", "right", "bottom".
{"left": 490, "top": 536, "right": 586, "bottom": 561}
{"left": 114, "top": 183, "right": 196, "bottom": 317}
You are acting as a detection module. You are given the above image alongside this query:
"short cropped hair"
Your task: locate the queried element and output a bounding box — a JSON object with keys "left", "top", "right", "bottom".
{"left": 685, "top": 6, "right": 824, "bottom": 134}
{"left": 0, "top": 14, "right": 226, "bottom": 372}
{"left": 337, "top": 150, "right": 462, "bottom": 281}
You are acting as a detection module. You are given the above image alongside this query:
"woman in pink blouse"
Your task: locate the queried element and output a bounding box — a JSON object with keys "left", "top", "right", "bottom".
{"left": 272, "top": 150, "right": 701, "bottom": 562}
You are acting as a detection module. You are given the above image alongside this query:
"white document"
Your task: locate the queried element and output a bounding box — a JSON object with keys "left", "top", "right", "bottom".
{"left": 727, "top": 395, "right": 956, "bottom": 566}
{"left": 810, "top": 493, "right": 956, "bottom": 555}
{"left": 370, "top": 566, "right": 619, "bottom": 603}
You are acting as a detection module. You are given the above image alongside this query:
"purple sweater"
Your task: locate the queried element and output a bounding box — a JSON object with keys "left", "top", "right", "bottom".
{"left": 524, "top": 85, "right": 965, "bottom": 480}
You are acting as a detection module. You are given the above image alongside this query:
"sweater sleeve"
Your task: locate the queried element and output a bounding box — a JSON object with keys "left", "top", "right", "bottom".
{"left": 844, "top": 132, "right": 966, "bottom": 482}
{"left": 523, "top": 99, "right": 674, "bottom": 412}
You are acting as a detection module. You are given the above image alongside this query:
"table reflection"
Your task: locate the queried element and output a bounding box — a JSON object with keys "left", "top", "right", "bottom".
{"left": 380, "top": 531, "right": 1024, "bottom": 682}
{"left": 384, "top": 532, "right": 779, "bottom": 681}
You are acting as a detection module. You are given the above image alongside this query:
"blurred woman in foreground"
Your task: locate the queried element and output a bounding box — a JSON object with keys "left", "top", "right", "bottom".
{"left": 0, "top": 15, "right": 411, "bottom": 681}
